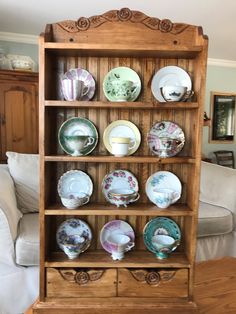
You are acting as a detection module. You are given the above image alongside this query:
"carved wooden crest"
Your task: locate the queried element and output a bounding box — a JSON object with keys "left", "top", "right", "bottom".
{"left": 57, "top": 8, "right": 188, "bottom": 34}
{"left": 59, "top": 269, "right": 104, "bottom": 285}
{"left": 130, "top": 269, "right": 176, "bottom": 286}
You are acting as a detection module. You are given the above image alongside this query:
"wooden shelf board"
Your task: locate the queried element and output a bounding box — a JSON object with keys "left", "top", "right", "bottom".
{"left": 44, "top": 203, "right": 194, "bottom": 216}
{"left": 44, "top": 155, "right": 196, "bottom": 164}
{"left": 45, "top": 250, "right": 190, "bottom": 268}
{"left": 44, "top": 100, "right": 199, "bottom": 109}
{"left": 44, "top": 43, "right": 202, "bottom": 58}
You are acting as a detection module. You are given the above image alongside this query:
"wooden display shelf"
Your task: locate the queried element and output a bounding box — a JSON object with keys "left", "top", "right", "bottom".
{"left": 44, "top": 43, "right": 202, "bottom": 58}
{"left": 44, "top": 100, "right": 199, "bottom": 109}
{"left": 45, "top": 250, "right": 190, "bottom": 268}
{"left": 44, "top": 155, "right": 196, "bottom": 164}
{"left": 45, "top": 203, "right": 194, "bottom": 216}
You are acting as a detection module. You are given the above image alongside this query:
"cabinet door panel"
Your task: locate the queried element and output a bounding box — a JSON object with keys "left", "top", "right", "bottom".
{"left": 0, "top": 82, "right": 38, "bottom": 160}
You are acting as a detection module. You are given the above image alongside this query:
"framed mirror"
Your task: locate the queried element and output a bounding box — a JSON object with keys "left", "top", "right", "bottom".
{"left": 209, "top": 91, "right": 235, "bottom": 143}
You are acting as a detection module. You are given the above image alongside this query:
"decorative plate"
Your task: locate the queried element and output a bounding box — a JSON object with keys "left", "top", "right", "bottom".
{"left": 100, "top": 220, "right": 135, "bottom": 253}
{"left": 151, "top": 66, "right": 192, "bottom": 102}
{"left": 102, "top": 169, "right": 139, "bottom": 202}
{"left": 143, "top": 217, "right": 181, "bottom": 254}
{"left": 147, "top": 120, "right": 185, "bottom": 157}
{"left": 58, "top": 170, "right": 93, "bottom": 198}
{"left": 58, "top": 117, "right": 98, "bottom": 156}
{"left": 61, "top": 68, "right": 96, "bottom": 101}
{"left": 103, "top": 66, "right": 141, "bottom": 102}
{"left": 103, "top": 120, "right": 141, "bottom": 155}
{"left": 56, "top": 218, "right": 92, "bottom": 253}
{"left": 145, "top": 171, "right": 182, "bottom": 205}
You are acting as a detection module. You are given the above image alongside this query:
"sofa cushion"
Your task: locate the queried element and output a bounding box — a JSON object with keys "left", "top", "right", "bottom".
{"left": 198, "top": 201, "right": 233, "bottom": 237}
{"left": 15, "top": 213, "right": 39, "bottom": 266}
{"left": 0, "top": 165, "right": 22, "bottom": 241}
{"left": 6, "top": 152, "right": 39, "bottom": 213}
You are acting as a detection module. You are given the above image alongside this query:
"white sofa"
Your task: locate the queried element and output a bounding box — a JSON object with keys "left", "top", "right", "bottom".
{"left": 0, "top": 153, "right": 236, "bottom": 313}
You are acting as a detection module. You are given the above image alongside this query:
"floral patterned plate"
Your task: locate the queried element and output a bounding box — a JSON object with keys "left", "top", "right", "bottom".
{"left": 100, "top": 220, "right": 135, "bottom": 254}
{"left": 147, "top": 120, "right": 185, "bottom": 158}
{"left": 56, "top": 218, "right": 92, "bottom": 253}
{"left": 102, "top": 170, "right": 139, "bottom": 204}
{"left": 145, "top": 171, "right": 182, "bottom": 206}
{"left": 61, "top": 68, "right": 96, "bottom": 101}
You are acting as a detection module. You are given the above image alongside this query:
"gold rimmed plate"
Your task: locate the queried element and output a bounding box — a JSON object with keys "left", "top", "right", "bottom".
{"left": 103, "top": 120, "right": 141, "bottom": 155}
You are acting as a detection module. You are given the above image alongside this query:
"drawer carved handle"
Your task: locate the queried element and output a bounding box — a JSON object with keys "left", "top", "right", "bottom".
{"left": 130, "top": 269, "right": 176, "bottom": 286}
{"left": 59, "top": 269, "right": 105, "bottom": 285}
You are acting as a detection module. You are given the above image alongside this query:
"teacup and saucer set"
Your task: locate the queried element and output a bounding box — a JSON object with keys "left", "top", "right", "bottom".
{"left": 151, "top": 65, "right": 194, "bottom": 102}
{"left": 58, "top": 117, "right": 98, "bottom": 157}
{"left": 100, "top": 220, "right": 135, "bottom": 260}
{"left": 143, "top": 217, "right": 181, "bottom": 259}
{"left": 60, "top": 68, "right": 96, "bottom": 101}
{"left": 102, "top": 169, "right": 140, "bottom": 207}
{"left": 103, "top": 66, "right": 141, "bottom": 102}
{"left": 145, "top": 170, "right": 182, "bottom": 209}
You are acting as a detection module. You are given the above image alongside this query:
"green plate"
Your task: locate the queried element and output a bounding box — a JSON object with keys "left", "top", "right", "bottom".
{"left": 143, "top": 217, "right": 181, "bottom": 256}
{"left": 58, "top": 117, "right": 98, "bottom": 156}
{"left": 103, "top": 66, "right": 141, "bottom": 102}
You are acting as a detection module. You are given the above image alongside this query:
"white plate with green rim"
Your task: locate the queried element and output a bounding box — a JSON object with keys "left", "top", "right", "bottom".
{"left": 103, "top": 120, "right": 141, "bottom": 155}
{"left": 103, "top": 66, "right": 141, "bottom": 102}
{"left": 58, "top": 117, "right": 98, "bottom": 156}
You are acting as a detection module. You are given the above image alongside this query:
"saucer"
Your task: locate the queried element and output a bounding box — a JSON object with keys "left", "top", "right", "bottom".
{"left": 143, "top": 217, "right": 181, "bottom": 255}
{"left": 151, "top": 66, "right": 192, "bottom": 102}
{"left": 145, "top": 171, "right": 182, "bottom": 206}
{"left": 103, "top": 66, "right": 141, "bottom": 102}
{"left": 147, "top": 120, "right": 185, "bottom": 157}
{"left": 61, "top": 68, "right": 96, "bottom": 101}
{"left": 58, "top": 117, "right": 98, "bottom": 156}
{"left": 58, "top": 169, "right": 93, "bottom": 199}
{"left": 103, "top": 120, "right": 141, "bottom": 155}
{"left": 56, "top": 218, "right": 92, "bottom": 253}
{"left": 100, "top": 220, "right": 135, "bottom": 254}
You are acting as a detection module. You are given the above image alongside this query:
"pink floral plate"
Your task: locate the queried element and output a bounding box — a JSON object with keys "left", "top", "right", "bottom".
{"left": 101, "top": 169, "right": 139, "bottom": 204}
{"left": 100, "top": 220, "right": 135, "bottom": 254}
{"left": 147, "top": 120, "right": 185, "bottom": 158}
{"left": 61, "top": 68, "right": 96, "bottom": 101}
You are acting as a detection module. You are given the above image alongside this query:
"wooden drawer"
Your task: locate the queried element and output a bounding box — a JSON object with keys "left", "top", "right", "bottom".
{"left": 118, "top": 268, "right": 188, "bottom": 298}
{"left": 46, "top": 268, "right": 117, "bottom": 298}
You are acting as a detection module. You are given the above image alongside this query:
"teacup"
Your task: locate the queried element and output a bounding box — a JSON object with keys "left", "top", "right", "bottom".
{"left": 60, "top": 192, "right": 90, "bottom": 209}
{"left": 61, "top": 234, "right": 86, "bottom": 259}
{"left": 61, "top": 78, "right": 89, "bottom": 101}
{"left": 160, "top": 85, "right": 194, "bottom": 102}
{"left": 110, "top": 80, "right": 138, "bottom": 101}
{"left": 108, "top": 188, "right": 140, "bottom": 207}
{"left": 107, "top": 233, "right": 135, "bottom": 260}
{"left": 153, "top": 188, "right": 180, "bottom": 208}
{"left": 155, "top": 137, "right": 182, "bottom": 158}
{"left": 64, "top": 135, "right": 95, "bottom": 156}
{"left": 151, "top": 234, "right": 180, "bottom": 259}
{"left": 111, "top": 137, "right": 135, "bottom": 157}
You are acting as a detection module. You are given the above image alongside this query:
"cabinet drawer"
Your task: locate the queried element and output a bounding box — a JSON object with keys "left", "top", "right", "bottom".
{"left": 46, "top": 268, "right": 117, "bottom": 298}
{"left": 118, "top": 268, "right": 188, "bottom": 298}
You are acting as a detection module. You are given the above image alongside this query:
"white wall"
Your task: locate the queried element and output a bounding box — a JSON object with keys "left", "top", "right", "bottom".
{"left": 202, "top": 65, "right": 236, "bottom": 161}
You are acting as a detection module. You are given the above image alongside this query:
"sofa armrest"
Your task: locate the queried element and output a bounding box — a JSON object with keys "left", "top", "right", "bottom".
{"left": 200, "top": 161, "right": 236, "bottom": 229}
{"left": 0, "top": 165, "right": 22, "bottom": 264}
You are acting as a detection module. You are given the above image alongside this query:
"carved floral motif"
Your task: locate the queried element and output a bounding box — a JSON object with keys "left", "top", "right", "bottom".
{"left": 130, "top": 269, "right": 177, "bottom": 286}
{"left": 57, "top": 8, "right": 189, "bottom": 34}
{"left": 59, "top": 269, "right": 105, "bottom": 285}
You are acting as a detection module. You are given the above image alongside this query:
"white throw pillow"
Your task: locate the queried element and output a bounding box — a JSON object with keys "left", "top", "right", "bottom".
{"left": 6, "top": 152, "right": 39, "bottom": 213}
{"left": 0, "top": 165, "right": 22, "bottom": 240}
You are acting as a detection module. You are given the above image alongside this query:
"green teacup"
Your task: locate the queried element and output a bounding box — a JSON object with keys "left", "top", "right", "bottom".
{"left": 64, "top": 135, "right": 95, "bottom": 156}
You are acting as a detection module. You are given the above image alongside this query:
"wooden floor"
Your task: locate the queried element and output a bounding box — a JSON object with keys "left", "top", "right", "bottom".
{"left": 25, "top": 257, "right": 236, "bottom": 314}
